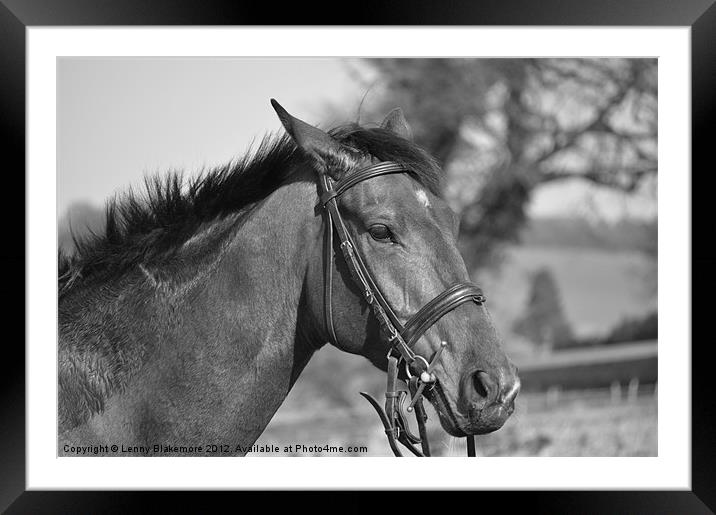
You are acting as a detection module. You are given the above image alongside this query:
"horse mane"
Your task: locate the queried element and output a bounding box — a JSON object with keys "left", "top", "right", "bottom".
{"left": 58, "top": 122, "right": 442, "bottom": 295}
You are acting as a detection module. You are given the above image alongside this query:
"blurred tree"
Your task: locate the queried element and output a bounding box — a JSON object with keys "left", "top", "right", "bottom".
{"left": 350, "top": 58, "right": 657, "bottom": 270}
{"left": 513, "top": 267, "right": 573, "bottom": 353}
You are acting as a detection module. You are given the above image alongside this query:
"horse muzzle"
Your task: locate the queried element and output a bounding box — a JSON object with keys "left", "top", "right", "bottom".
{"left": 459, "top": 367, "right": 521, "bottom": 435}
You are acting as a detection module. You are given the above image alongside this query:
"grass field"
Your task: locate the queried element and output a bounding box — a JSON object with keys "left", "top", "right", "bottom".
{"left": 254, "top": 388, "right": 657, "bottom": 457}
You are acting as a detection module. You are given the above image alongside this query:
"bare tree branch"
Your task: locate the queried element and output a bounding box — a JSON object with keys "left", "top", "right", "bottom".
{"left": 541, "top": 166, "right": 657, "bottom": 192}
{"left": 536, "top": 68, "right": 639, "bottom": 164}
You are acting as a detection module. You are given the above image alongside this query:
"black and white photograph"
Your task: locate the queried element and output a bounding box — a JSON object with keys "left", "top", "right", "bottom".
{"left": 57, "top": 57, "right": 658, "bottom": 458}
{"left": 1, "top": 1, "right": 707, "bottom": 507}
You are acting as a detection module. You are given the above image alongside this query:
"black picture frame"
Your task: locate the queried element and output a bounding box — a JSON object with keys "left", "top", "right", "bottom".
{"left": 2, "top": 1, "right": 712, "bottom": 512}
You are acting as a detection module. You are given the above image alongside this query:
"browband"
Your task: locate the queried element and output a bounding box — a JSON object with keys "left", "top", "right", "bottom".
{"left": 320, "top": 162, "right": 409, "bottom": 206}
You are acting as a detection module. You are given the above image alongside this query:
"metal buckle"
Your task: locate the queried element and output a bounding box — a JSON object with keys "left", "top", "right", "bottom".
{"left": 386, "top": 324, "right": 399, "bottom": 343}
{"left": 404, "top": 341, "right": 447, "bottom": 412}
{"left": 404, "top": 355, "right": 430, "bottom": 380}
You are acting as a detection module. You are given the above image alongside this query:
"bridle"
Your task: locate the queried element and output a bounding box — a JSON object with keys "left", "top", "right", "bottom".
{"left": 319, "top": 160, "right": 486, "bottom": 457}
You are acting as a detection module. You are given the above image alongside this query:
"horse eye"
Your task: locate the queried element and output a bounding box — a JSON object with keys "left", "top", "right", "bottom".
{"left": 369, "top": 224, "right": 392, "bottom": 242}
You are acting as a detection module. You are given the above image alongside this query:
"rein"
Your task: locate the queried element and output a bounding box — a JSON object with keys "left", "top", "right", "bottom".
{"left": 319, "top": 161, "right": 485, "bottom": 457}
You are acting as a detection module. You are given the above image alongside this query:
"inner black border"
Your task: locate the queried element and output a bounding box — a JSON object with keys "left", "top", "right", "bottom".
{"left": 2, "top": 1, "right": 713, "bottom": 512}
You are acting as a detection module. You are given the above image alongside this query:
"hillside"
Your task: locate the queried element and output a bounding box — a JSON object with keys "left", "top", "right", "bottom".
{"left": 518, "top": 216, "right": 656, "bottom": 254}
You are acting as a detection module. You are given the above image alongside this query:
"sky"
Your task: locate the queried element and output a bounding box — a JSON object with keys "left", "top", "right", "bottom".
{"left": 57, "top": 58, "right": 656, "bottom": 222}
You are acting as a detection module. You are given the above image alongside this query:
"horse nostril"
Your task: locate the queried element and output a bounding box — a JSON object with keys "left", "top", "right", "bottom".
{"left": 472, "top": 372, "right": 488, "bottom": 398}
{"left": 472, "top": 371, "right": 497, "bottom": 402}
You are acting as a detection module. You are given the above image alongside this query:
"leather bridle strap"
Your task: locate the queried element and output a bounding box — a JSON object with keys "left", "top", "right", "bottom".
{"left": 320, "top": 161, "right": 410, "bottom": 204}
{"left": 401, "top": 283, "right": 486, "bottom": 349}
{"left": 320, "top": 162, "right": 486, "bottom": 362}
{"left": 322, "top": 207, "right": 338, "bottom": 346}
{"left": 320, "top": 164, "right": 416, "bottom": 363}
{"left": 320, "top": 163, "right": 409, "bottom": 351}
{"left": 318, "top": 160, "right": 486, "bottom": 457}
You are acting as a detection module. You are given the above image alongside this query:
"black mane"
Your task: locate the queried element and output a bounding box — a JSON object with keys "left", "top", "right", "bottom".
{"left": 58, "top": 123, "right": 442, "bottom": 294}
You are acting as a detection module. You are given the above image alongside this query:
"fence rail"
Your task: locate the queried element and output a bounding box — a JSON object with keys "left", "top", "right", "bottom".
{"left": 517, "top": 340, "right": 657, "bottom": 392}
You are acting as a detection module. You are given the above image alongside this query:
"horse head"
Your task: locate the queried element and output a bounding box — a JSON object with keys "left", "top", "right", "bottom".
{"left": 273, "top": 100, "right": 520, "bottom": 438}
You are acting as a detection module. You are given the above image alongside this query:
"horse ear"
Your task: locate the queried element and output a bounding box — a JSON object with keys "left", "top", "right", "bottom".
{"left": 270, "top": 99, "right": 347, "bottom": 176}
{"left": 381, "top": 108, "right": 413, "bottom": 140}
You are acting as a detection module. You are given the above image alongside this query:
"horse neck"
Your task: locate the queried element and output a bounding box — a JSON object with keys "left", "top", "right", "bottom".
{"left": 59, "top": 173, "right": 324, "bottom": 448}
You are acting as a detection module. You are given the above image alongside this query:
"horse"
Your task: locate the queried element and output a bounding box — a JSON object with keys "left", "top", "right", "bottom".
{"left": 57, "top": 100, "right": 520, "bottom": 456}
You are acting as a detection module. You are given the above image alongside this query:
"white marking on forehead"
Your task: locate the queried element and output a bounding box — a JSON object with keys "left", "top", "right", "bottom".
{"left": 415, "top": 188, "right": 431, "bottom": 208}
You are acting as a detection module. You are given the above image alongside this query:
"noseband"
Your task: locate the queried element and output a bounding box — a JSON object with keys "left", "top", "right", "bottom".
{"left": 319, "top": 161, "right": 485, "bottom": 457}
